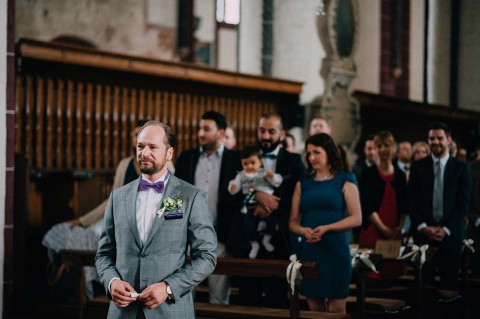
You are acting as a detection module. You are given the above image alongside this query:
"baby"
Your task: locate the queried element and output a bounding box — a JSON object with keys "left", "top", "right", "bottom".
{"left": 228, "top": 146, "right": 283, "bottom": 259}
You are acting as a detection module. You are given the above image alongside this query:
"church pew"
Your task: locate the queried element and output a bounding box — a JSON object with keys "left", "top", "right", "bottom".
{"left": 59, "top": 250, "right": 349, "bottom": 319}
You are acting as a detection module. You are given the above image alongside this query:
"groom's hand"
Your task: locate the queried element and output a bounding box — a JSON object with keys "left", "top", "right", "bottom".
{"left": 110, "top": 279, "right": 137, "bottom": 308}
{"left": 138, "top": 282, "right": 169, "bottom": 309}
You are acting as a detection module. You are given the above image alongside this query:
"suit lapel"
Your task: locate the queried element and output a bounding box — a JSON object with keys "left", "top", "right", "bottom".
{"left": 275, "top": 148, "right": 286, "bottom": 174}
{"left": 126, "top": 178, "right": 142, "bottom": 249}
{"left": 425, "top": 156, "right": 434, "bottom": 192}
{"left": 443, "top": 157, "right": 455, "bottom": 207}
{"left": 143, "top": 175, "right": 182, "bottom": 249}
{"left": 219, "top": 149, "right": 231, "bottom": 193}
{"left": 190, "top": 149, "right": 201, "bottom": 184}
{"left": 444, "top": 157, "right": 455, "bottom": 184}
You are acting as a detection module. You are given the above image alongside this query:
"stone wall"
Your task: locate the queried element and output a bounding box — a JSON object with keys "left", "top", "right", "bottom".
{"left": 16, "top": 0, "right": 178, "bottom": 60}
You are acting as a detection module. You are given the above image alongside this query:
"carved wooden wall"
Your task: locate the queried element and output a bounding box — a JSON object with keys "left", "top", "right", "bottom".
{"left": 15, "top": 39, "right": 302, "bottom": 227}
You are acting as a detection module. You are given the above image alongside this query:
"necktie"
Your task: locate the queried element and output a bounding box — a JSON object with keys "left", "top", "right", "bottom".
{"left": 139, "top": 179, "right": 165, "bottom": 193}
{"left": 263, "top": 153, "right": 277, "bottom": 159}
{"left": 404, "top": 164, "right": 410, "bottom": 172}
{"left": 432, "top": 161, "right": 443, "bottom": 222}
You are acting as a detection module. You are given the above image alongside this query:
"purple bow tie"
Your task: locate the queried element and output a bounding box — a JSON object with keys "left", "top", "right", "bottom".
{"left": 138, "top": 172, "right": 170, "bottom": 193}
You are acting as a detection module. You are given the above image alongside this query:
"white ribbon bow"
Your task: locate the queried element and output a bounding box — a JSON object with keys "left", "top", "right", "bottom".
{"left": 157, "top": 206, "right": 166, "bottom": 217}
{"left": 286, "top": 254, "right": 303, "bottom": 294}
{"left": 397, "top": 244, "right": 429, "bottom": 268}
{"left": 462, "top": 239, "right": 475, "bottom": 254}
{"left": 351, "top": 250, "right": 378, "bottom": 273}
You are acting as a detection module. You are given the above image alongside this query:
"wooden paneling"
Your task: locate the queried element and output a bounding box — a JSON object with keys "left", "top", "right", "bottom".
{"left": 355, "top": 91, "right": 480, "bottom": 154}
{"left": 15, "top": 39, "right": 300, "bottom": 227}
{"left": 16, "top": 75, "right": 285, "bottom": 171}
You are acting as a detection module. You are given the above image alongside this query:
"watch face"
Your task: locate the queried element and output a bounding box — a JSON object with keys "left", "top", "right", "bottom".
{"left": 166, "top": 285, "right": 172, "bottom": 295}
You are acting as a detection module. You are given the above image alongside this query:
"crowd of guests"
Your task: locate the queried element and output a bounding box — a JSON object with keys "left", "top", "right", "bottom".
{"left": 42, "top": 110, "right": 480, "bottom": 316}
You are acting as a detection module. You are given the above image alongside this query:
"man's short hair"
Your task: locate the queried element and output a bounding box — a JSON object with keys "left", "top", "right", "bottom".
{"left": 201, "top": 111, "right": 227, "bottom": 130}
{"left": 260, "top": 112, "right": 284, "bottom": 130}
{"left": 365, "top": 134, "right": 375, "bottom": 143}
{"left": 428, "top": 122, "right": 451, "bottom": 137}
{"left": 139, "top": 120, "right": 177, "bottom": 148}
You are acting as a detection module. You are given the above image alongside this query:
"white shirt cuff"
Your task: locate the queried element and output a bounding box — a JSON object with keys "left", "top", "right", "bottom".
{"left": 442, "top": 227, "right": 451, "bottom": 236}
{"left": 108, "top": 277, "right": 120, "bottom": 293}
{"left": 417, "top": 223, "right": 427, "bottom": 231}
{"left": 475, "top": 218, "right": 480, "bottom": 228}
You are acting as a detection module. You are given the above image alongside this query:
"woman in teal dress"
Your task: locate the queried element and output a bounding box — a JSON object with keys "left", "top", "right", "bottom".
{"left": 289, "top": 133, "right": 362, "bottom": 314}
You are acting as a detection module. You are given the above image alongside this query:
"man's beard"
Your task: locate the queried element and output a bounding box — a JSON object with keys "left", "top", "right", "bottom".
{"left": 199, "top": 139, "right": 217, "bottom": 152}
{"left": 138, "top": 157, "right": 165, "bottom": 175}
{"left": 258, "top": 138, "right": 281, "bottom": 153}
{"left": 430, "top": 144, "right": 446, "bottom": 157}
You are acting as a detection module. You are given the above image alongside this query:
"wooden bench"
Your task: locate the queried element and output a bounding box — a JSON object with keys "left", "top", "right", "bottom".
{"left": 351, "top": 253, "right": 411, "bottom": 319}
{"left": 60, "top": 250, "right": 350, "bottom": 319}
{"left": 350, "top": 247, "right": 440, "bottom": 319}
{"left": 59, "top": 250, "right": 108, "bottom": 319}
{"left": 193, "top": 257, "right": 348, "bottom": 319}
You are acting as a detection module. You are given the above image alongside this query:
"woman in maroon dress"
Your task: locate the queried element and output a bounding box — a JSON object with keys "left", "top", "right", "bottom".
{"left": 358, "top": 131, "right": 407, "bottom": 279}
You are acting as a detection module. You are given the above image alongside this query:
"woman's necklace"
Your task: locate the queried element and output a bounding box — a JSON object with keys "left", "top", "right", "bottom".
{"left": 314, "top": 174, "right": 332, "bottom": 181}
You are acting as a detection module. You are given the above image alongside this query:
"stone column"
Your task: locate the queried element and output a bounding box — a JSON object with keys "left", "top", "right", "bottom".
{"left": 426, "top": 0, "right": 451, "bottom": 106}
{"left": 313, "top": 0, "right": 361, "bottom": 161}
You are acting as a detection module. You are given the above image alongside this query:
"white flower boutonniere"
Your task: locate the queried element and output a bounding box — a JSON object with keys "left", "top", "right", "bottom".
{"left": 157, "top": 195, "right": 183, "bottom": 217}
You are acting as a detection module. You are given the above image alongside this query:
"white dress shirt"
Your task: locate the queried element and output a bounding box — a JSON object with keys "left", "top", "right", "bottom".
{"left": 261, "top": 145, "right": 281, "bottom": 173}
{"left": 136, "top": 172, "right": 170, "bottom": 243}
{"left": 195, "top": 144, "right": 224, "bottom": 226}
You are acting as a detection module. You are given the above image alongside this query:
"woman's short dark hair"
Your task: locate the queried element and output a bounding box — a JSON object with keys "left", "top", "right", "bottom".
{"left": 305, "top": 133, "right": 344, "bottom": 175}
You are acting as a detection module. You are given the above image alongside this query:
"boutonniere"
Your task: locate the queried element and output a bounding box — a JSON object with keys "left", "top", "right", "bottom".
{"left": 157, "top": 195, "right": 183, "bottom": 217}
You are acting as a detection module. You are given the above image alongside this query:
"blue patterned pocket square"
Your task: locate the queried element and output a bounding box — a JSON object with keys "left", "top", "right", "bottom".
{"left": 164, "top": 212, "right": 184, "bottom": 220}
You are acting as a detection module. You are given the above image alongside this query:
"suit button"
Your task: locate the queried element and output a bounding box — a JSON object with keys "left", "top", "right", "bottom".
{"left": 141, "top": 253, "right": 146, "bottom": 258}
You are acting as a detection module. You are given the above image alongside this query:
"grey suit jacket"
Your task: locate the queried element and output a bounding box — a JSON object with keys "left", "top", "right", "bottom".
{"left": 95, "top": 175, "right": 217, "bottom": 319}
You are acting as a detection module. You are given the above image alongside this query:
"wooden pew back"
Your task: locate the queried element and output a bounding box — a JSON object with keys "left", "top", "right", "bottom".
{"left": 59, "top": 250, "right": 349, "bottom": 319}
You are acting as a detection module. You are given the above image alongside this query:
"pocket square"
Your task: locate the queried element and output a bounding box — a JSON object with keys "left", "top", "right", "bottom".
{"left": 164, "top": 212, "right": 184, "bottom": 220}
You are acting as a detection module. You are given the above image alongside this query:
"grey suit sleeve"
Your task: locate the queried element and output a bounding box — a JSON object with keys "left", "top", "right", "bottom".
{"left": 165, "top": 191, "right": 217, "bottom": 297}
{"left": 95, "top": 192, "right": 121, "bottom": 296}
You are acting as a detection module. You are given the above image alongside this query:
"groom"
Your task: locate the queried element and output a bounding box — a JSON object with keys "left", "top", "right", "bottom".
{"left": 95, "top": 121, "right": 217, "bottom": 319}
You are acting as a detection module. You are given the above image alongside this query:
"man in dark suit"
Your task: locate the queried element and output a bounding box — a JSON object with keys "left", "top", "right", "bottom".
{"left": 408, "top": 122, "right": 471, "bottom": 293}
{"left": 352, "top": 135, "right": 378, "bottom": 185}
{"left": 175, "top": 111, "right": 242, "bottom": 304}
{"left": 227, "top": 112, "right": 306, "bottom": 308}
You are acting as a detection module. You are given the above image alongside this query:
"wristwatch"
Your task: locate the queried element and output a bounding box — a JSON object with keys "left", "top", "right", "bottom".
{"left": 164, "top": 281, "right": 174, "bottom": 300}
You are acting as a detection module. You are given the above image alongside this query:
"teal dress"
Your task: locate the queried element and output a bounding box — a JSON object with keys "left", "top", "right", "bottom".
{"left": 298, "top": 172, "right": 356, "bottom": 298}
